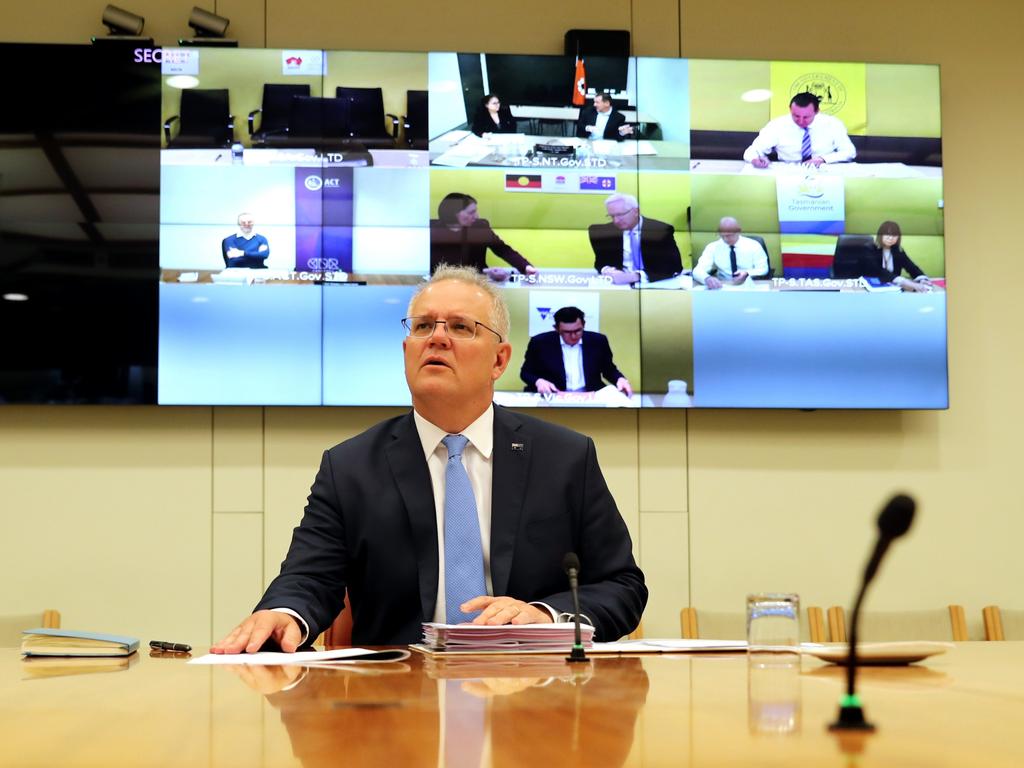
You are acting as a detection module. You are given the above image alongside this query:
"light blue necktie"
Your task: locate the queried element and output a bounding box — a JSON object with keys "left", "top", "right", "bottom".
{"left": 630, "top": 229, "right": 644, "bottom": 273}
{"left": 442, "top": 434, "right": 487, "bottom": 624}
{"left": 801, "top": 127, "right": 812, "bottom": 162}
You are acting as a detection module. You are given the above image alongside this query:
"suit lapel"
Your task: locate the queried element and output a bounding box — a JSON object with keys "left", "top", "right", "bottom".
{"left": 490, "top": 407, "right": 529, "bottom": 597}
{"left": 384, "top": 413, "right": 438, "bottom": 623}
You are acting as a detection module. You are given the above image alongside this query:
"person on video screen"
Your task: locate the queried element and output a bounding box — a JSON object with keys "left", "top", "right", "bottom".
{"left": 576, "top": 93, "right": 634, "bottom": 142}
{"left": 692, "top": 217, "right": 769, "bottom": 290}
{"left": 520, "top": 306, "right": 632, "bottom": 398}
{"left": 471, "top": 94, "right": 517, "bottom": 136}
{"left": 429, "top": 193, "right": 538, "bottom": 282}
{"left": 210, "top": 265, "right": 647, "bottom": 652}
{"left": 864, "top": 220, "right": 932, "bottom": 292}
{"left": 589, "top": 193, "right": 683, "bottom": 285}
{"left": 222, "top": 212, "right": 270, "bottom": 269}
{"left": 743, "top": 92, "right": 856, "bottom": 168}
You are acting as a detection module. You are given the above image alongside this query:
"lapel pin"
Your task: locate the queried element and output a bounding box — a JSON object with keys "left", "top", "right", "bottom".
{"left": 511, "top": 442, "right": 524, "bottom": 452}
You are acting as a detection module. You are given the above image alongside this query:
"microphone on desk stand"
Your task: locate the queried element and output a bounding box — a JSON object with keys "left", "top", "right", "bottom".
{"left": 563, "top": 552, "right": 589, "bottom": 663}
{"left": 829, "top": 493, "right": 916, "bottom": 733}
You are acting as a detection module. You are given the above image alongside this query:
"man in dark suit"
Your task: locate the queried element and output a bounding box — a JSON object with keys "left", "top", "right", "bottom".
{"left": 575, "top": 93, "right": 633, "bottom": 141}
{"left": 589, "top": 193, "right": 683, "bottom": 285}
{"left": 520, "top": 306, "right": 633, "bottom": 397}
{"left": 212, "top": 266, "right": 646, "bottom": 652}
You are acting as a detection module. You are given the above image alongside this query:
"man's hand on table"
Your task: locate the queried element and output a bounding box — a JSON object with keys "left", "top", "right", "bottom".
{"left": 211, "top": 609, "right": 302, "bottom": 654}
{"left": 462, "top": 596, "right": 554, "bottom": 626}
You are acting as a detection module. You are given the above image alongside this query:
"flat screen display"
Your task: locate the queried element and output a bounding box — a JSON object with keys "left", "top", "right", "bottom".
{"left": 0, "top": 44, "right": 947, "bottom": 409}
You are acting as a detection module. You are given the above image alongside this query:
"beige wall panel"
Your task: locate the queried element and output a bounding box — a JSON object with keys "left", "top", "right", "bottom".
{"left": 212, "top": 512, "right": 264, "bottom": 642}
{"left": 262, "top": 407, "right": 406, "bottom": 581}
{"left": 632, "top": 0, "right": 680, "bottom": 57}
{"left": 525, "top": 410, "right": 641, "bottom": 553}
{"left": 638, "top": 409, "right": 687, "bottom": 513}
{"left": 214, "top": 0, "right": 267, "bottom": 47}
{"left": 266, "top": 1, "right": 631, "bottom": 53}
{"left": 213, "top": 406, "right": 264, "bottom": 513}
{"left": 639, "top": 512, "right": 689, "bottom": 638}
{"left": 0, "top": 407, "right": 213, "bottom": 642}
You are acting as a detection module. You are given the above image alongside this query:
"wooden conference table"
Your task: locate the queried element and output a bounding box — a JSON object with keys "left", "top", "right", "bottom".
{"left": 2, "top": 643, "right": 1023, "bottom": 767}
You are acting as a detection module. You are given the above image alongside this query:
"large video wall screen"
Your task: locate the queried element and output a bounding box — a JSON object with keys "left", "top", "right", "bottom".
{"left": 0, "top": 44, "right": 946, "bottom": 408}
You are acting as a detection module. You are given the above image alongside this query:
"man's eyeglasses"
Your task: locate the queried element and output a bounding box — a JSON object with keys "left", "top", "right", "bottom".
{"left": 402, "top": 316, "right": 502, "bottom": 341}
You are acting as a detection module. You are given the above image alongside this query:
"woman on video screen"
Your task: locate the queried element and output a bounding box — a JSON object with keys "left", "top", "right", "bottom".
{"left": 471, "top": 94, "right": 517, "bottom": 136}
{"left": 866, "top": 220, "right": 932, "bottom": 292}
{"left": 429, "top": 193, "right": 537, "bottom": 282}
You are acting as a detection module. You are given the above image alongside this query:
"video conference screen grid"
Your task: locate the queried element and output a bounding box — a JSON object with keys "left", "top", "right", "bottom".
{"left": 0, "top": 43, "right": 946, "bottom": 408}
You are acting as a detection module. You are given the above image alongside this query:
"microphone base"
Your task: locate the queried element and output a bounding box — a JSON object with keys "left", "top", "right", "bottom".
{"left": 565, "top": 645, "right": 589, "bottom": 663}
{"left": 828, "top": 705, "right": 876, "bottom": 732}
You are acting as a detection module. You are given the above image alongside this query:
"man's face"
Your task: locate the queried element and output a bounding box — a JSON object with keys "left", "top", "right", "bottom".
{"left": 403, "top": 280, "right": 510, "bottom": 405}
{"left": 555, "top": 319, "right": 584, "bottom": 346}
{"left": 719, "top": 225, "right": 741, "bottom": 246}
{"left": 594, "top": 96, "right": 612, "bottom": 114}
{"left": 789, "top": 103, "right": 817, "bottom": 129}
{"left": 606, "top": 199, "right": 639, "bottom": 231}
{"left": 238, "top": 216, "right": 254, "bottom": 236}
{"left": 455, "top": 203, "right": 479, "bottom": 228}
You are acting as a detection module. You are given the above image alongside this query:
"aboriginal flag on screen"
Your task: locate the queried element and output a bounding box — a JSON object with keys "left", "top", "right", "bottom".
{"left": 505, "top": 174, "right": 542, "bottom": 190}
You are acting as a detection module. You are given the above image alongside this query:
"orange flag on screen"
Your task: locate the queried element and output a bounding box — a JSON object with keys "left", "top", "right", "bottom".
{"left": 572, "top": 57, "right": 587, "bottom": 106}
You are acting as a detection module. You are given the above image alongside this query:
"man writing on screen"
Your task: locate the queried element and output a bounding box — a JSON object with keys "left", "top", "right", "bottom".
{"left": 576, "top": 93, "right": 634, "bottom": 141}
{"left": 222, "top": 212, "right": 270, "bottom": 268}
{"left": 589, "top": 193, "right": 683, "bottom": 285}
{"left": 520, "top": 306, "right": 632, "bottom": 397}
{"left": 212, "top": 265, "right": 646, "bottom": 652}
{"left": 692, "top": 216, "right": 770, "bottom": 289}
{"left": 743, "top": 92, "right": 856, "bottom": 168}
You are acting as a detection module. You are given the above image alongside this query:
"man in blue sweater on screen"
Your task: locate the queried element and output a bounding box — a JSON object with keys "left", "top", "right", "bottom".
{"left": 222, "top": 212, "right": 270, "bottom": 268}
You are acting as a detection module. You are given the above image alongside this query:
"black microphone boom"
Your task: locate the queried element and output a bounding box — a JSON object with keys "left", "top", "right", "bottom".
{"left": 563, "top": 552, "right": 588, "bottom": 663}
{"left": 830, "top": 493, "right": 916, "bottom": 732}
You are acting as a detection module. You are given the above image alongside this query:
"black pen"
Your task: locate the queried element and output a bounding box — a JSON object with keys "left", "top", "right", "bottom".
{"left": 149, "top": 640, "right": 192, "bottom": 653}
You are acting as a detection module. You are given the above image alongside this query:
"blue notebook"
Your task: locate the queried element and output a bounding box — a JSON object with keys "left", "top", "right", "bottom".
{"left": 21, "top": 628, "right": 140, "bottom": 657}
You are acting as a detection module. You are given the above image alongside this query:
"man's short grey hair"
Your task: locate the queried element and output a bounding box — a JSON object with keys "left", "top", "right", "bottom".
{"left": 604, "top": 192, "right": 639, "bottom": 210}
{"left": 407, "top": 264, "right": 511, "bottom": 341}
{"left": 237, "top": 212, "right": 253, "bottom": 223}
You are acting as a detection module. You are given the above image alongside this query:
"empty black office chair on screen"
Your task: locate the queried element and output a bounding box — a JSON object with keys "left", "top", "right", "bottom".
{"left": 403, "top": 89, "right": 428, "bottom": 149}
{"left": 286, "top": 95, "right": 347, "bottom": 145}
{"left": 747, "top": 234, "right": 774, "bottom": 279}
{"left": 335, "top": 87, "right": 399, "bottom": 148}
{"left": 248, "top": 83, "right": 310, "bottom": 145}
{"left": 164, "top": 89, "right": 234, "bottom": 148}
{"left": 832, "top": 234, "right": 876, "bottom": 279}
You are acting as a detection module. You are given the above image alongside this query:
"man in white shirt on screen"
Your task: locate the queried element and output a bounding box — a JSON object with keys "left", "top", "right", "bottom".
{"left": 743, "top": 92, "right": 856, "bottom": 168}
{"left": 692, "top": 217, "right": 769, "bottom": 290}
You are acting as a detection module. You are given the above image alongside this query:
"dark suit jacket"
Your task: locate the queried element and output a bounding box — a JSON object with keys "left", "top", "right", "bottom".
{"left": 471, "top": 106, "right": 517, "bottom": 136}
{"left": 589, "top": 217, "right": 683, "bottom": 283}
{"left": 520, "top": 331, "right": 625, "bottom": 393}
{"left": 863, "top": 245, "right": 925, "bottom": 282}
{"left": 430, "top": 219, "right": 531, "bottom": 274}
{"left": 255, "top": 407, "right": 647, "bottom": 644}
{"left": 575, "top": 106, "right": 628, "bottom": 141}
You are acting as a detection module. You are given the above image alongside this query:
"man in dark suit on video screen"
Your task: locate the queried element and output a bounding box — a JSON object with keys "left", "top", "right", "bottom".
{"left": 520, "top": 306, "right": 632, "bottom": 397}
{"left": 575, "top": 93, "right": 633, "bottom": 141}
{"left": 211, "top": 265, "right": 646, "bottom": 652}
{"left": 589, "top": 193, "right": 683, "bottom": 285}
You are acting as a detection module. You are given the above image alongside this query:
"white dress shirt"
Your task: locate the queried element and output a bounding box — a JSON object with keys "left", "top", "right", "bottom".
{"left": 692, "top": 235, "right": 769, "bottom": 283}
{"left": 560, "top": 337, "right": 586, "bottom": 391}
{"left": 743, "top": 112, "right": 856, "bottom": 164}
{"left": 591, "top": 109, "right": 611, "bottom": 139}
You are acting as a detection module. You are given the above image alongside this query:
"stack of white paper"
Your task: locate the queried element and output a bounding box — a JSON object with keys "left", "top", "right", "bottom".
{"left": 421, "top": 622, "right": 594, "bottom": 652}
